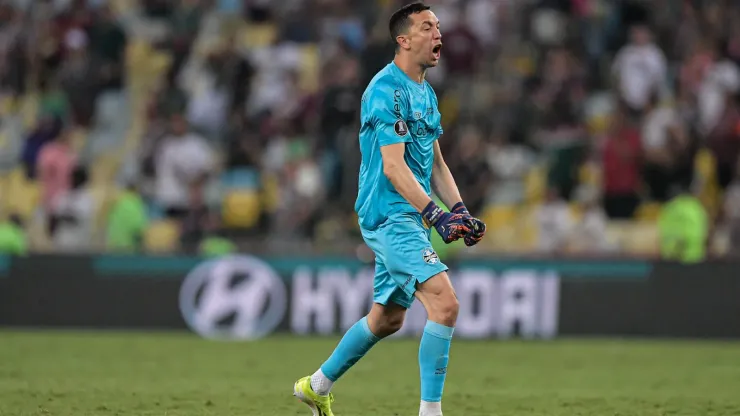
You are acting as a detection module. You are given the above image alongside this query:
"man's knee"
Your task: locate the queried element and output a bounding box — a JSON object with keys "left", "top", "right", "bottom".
{"left": 375, "top": 313, "right": 405, "bottom": 337}
{"left": 434, "top": 291, "right": 459, "bottom": 325}
{"left": 415, "top": 272, "right": 459, "bottom": 326}
{"left": 367, "top": 303, "right": 407, "bottom": 338}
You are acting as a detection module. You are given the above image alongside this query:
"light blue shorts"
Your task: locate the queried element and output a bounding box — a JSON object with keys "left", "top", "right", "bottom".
{"left": 361, "top": 213, "right": 449, "bottom": 309}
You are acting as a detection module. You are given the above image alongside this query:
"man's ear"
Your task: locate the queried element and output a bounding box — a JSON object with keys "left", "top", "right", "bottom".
{"left": 396, "top": 35, "right": 410, "bottom": 50}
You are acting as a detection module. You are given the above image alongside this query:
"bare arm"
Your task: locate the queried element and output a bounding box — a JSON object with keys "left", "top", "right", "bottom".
{"left": 381, "top": 143, "right": 433, "bottom": 212}
{"left": 431, "top": 140, "right": 463, "bottom": 209}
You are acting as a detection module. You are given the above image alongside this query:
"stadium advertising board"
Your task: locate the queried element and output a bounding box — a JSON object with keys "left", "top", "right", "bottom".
{"left": 1, "top": 255, "right": 739, "bottom": 339}
{"left": 177, "top": 255, "right": 560, "bottom": 340}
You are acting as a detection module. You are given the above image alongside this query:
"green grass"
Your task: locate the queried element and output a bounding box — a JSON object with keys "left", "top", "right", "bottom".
{"left": 1, "top": 331, "right": 740, "bottom": 415}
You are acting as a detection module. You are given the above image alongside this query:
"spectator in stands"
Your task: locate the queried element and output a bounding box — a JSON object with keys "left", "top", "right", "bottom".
{"left": 572, "top": 189, "right": 610, "bottom": 254}
{"left": 721, "top": 165, "right": 740, "bottom": 257}
{"left": 106, "top": 184, "right": 148, "bottom": 253}
{"left": 180, "top": 175, "right": 218, "bottom": 254}
{"left": 698, "top": 40, "right": 740, "bottom": 140}
{"left": 641, "top": 93, "right": 691, "bottom": 201}
{"left": 612, "top": 24, "right": 667, "bottom": 118}
{"left": 57, "top": 28, "right": 98, "bottom": 128}
{"left": 212, "top": 37, "right": 256, "bottom": 116}
{"left": 0, "top": 3, "right": 28, "bottom": 98}
{"left": 602, "top": 106, "right": 642, "bottom": 219}
{"left": 359, "top": 24, "right": 394, "bottom": 89}
{"left": 448, "top": 126, "right": 493, "bottom": 214}
{"left": 270, "top": 140, "right": 324, "bottom": 240}
{"left": 37, "top": 128, "right": 76, "bottom": 212}
{"left": 155, "top": 113, "right": 215, "bottom": 219}
{"left": 533, "top": 47, "right": 588, "bottom": 201}
{"left": 658, "top": 184, "right": 708, "bottom": 263}
{"left": 38, "top": 77, "right": 71, "bottom": 124}
{"left": 153, "top": 67, "right": 188, "bottom": 118}
{"left": 20, "top": 113, "right": 63, "bottom": 179}
{"left": 167, "top": 0, "right": 205, "bottom": 75}
{"left": 707, "top": 93, "right": 740, "bottom": 190}
{"left": 536, "top": 187, "right": 573, "bottom": 254}
{"left": 48, "top": 166, "right": 95, "bottom": 252}
{"left": 0, "top": 214, "right": 27, "bottom": 256}
{"left": 441, "top": 9, "right": 481, "bottom": 79}
{"left": 321, "top": 57, "right": 360, "bottom": 201}
{"left": 88, "top": 5, "right": 127, "bottom": 92}
{"left": 225, "top": 119, "right": 262, "bottom": 171}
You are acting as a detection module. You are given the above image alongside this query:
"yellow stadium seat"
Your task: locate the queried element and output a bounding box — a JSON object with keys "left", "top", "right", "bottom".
{"left": 635, "top": 202, "right": 662, "bottom": 222}
{"left": 222, "top": 190, "right": 261, "bottom": 228}
{"left": 524, "top": 166, "right": 546, "bottom": 204}
{"left": 0, "top": 170, "right": 10, "bottom": 216}
{"left": 621, "top": 222, "right": 659, "bottom": 255}
{"left": 569, "top": 203, "right": 583, "bottom": 221}
{"left": 578, "top": 162, "right": 601, "bottom": 187}
{"left": 695, "top": 148, "right": 716, "bottom": 182}
{"left": 261, "top": 174, "right": 280, "bottom": 213}
{"left": 299, "top": 45, "right": 320, "bottom": 93}
{"left": 20, "top": 93, "right": 39, "bottom": 130}
{"left": 144, "top": 220, "right": 180, "bottom": 253}
{"left": 6, "top": 170, "right": 40, "bottom": 220}
{"left": 239, "top": 23, "right": 277, "bottom": 49}
{"left": 481, "top": 204, "right": 517, "bottom": 232}
{"left": 438, "top": 94, "right": 459, "bottom": 128}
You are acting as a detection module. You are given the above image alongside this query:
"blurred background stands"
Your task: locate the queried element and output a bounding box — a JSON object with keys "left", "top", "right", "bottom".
{"left": 0, "top": 0, "right": 739, "bottom": 262}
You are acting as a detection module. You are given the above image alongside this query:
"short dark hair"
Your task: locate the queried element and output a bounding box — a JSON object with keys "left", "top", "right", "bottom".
{"left": 389, "top": 2, "right": 430, "bottom": 51}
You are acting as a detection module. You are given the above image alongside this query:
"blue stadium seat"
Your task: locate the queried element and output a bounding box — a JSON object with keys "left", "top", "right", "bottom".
{"left": 221, "top": 168, "right": 259, "bottom": 190}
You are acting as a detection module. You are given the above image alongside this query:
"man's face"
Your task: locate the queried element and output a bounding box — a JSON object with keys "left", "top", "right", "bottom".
{"left": 402, "top": 10, "right": 443, "bottom": 68}
{"left": 631, "top": 26, "right": 650, "bottom": 46}
{"left": 171, "top": 115, "right": 188, "bottom": 136}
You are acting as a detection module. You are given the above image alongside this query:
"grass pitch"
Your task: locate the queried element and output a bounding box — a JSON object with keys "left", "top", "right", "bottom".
{"left": 1, "top": 331, "right": 739, "bottom": 415}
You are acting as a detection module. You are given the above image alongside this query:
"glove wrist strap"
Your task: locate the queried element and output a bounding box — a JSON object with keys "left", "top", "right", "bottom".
{"left": 451, "top": 202, "right": 467, "bottom": 214}
{"left": 421, "top": 201, "right": 444, "bottom": 227}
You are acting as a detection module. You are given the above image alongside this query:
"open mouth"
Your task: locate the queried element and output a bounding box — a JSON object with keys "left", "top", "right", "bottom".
{"left": 432, "top": 44, "right": 442, "bottom": 59}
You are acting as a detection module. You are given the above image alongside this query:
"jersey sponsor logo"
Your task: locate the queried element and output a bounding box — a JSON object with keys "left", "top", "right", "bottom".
{"left": 393, "top": 89, "right": 402, "bottom": 117}
{"left": 422, "top": 247, "right": 440, "bottom": 264}
{"left": 394, "top": 119, "right": 409, "bottom": 136}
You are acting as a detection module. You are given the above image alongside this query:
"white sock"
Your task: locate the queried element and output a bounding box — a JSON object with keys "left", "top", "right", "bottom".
{"left": 310, "top": 369, "right": 333, "bottom": 396}
{"left": 419, "top": 400, "right": 442, "bottom": 416}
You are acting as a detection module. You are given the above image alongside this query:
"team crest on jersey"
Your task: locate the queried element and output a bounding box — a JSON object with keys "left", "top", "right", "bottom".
{"left": 394, "top": 119, "right": 409, "bottom": 136}
{"left": 414, "top": 111, "right": 422, "bottom": 119}
{"left": 422, "top": 247, "right": 439, "bottom": 265}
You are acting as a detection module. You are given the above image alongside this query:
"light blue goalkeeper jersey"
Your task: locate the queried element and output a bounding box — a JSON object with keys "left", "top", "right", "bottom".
{"left": 354, "top": 62, "right": 444, "bottom": 230}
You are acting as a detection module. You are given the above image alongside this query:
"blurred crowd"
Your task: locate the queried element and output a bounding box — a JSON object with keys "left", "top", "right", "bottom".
{"left": 1, "top": 0, "right": 740, "bottom": 262}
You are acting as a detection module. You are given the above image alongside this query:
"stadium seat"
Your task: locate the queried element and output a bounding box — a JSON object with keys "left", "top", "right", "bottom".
{"left": 694, "top": 148, "right": 720, "bottom": 216}
{"left": 524, "top": 166, "right": 546, "bottom": 204}
{"left": 299, "top": 45, "right": 320, "bottom": 93}
{"left": 222, "top": 190, "right": 261, "bottom": 229}
{"left": 221, "top": 168, "right": 259, "bottom": 190}
{"left": 635, "top": 202, "right": 662, "bottom": 222}
{"left": 481, "top": 204, "right": 517, "bottom": 232}
{"left": 20, "top": 93, "right": 39, "bottom": 130}
{"left": 569, "top": 203, "right": 583, "bottom": 221}
{"left": 0, "top": 170, "right": 10, "bottom": 216}
{"left": 143, "top": 220, "right": 181, "bottom": 253}
{"left": 239, "top": 23, "right": 277, "bottom": 49}
{"left": 6, "top": 172, "right": 40, "bottom": 221}
{"left": 261, "top": 174, "right": 280, "bottom": 213}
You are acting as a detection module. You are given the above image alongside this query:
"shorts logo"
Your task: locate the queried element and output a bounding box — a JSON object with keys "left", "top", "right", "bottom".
{"left": 394, "top": 120, "right": 408, "bottom": 136}
{"left": 422, "top": 247, "right": 439, "bottom": 265}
